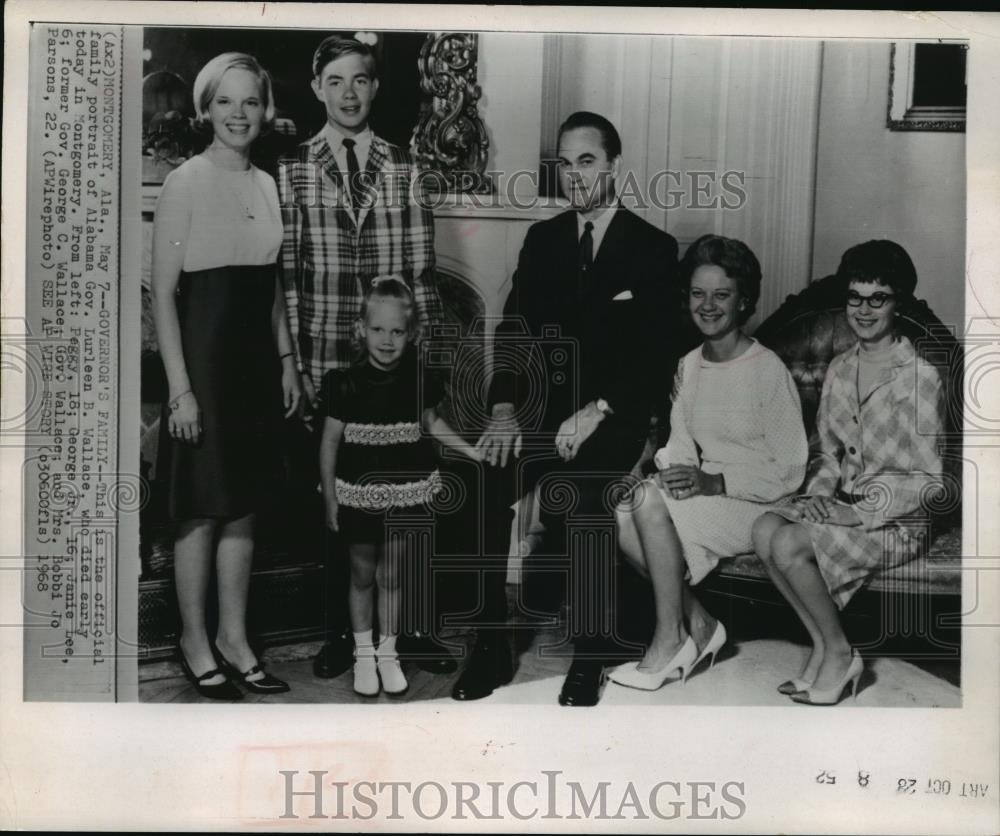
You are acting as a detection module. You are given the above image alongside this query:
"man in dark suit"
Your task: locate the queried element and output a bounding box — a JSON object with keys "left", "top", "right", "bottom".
{"left": 451, "top": 111, "right": 685, "bottom": 706}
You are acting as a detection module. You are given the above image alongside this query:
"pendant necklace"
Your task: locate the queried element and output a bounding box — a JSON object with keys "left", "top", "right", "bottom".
{"left": 224, "top": 170, "right": 257, "bottom": 221}
{"left": 206, "top": 146, "right": 257, "bottom": 221}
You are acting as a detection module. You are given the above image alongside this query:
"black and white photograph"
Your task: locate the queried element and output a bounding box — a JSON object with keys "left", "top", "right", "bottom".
{"left": 133, "top": 24, "right": 967, "bottom": 710}
{"left": 2, "top": 3, "right": 998, "bottom": 833}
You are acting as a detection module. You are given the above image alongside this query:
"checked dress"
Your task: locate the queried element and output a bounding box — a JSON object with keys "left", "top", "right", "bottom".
{"left": 775, "top": 336, "right": 946, "bottom": 607}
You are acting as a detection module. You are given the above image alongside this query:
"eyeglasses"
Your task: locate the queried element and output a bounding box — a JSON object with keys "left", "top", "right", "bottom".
{"left": 846, "top": 290, "right": 895, "bottom": 309}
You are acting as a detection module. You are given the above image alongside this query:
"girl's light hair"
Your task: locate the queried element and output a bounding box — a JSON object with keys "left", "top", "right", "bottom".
{"left": 192, "top": 52, "right": 276, "bottom": 131}
{"left": 353, "top": 275, "right": 420, "bottom": 359}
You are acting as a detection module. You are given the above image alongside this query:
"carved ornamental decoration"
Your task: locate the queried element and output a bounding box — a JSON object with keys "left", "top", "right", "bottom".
{"left": 412, "top": 32, "right": 493, "bottom": 193}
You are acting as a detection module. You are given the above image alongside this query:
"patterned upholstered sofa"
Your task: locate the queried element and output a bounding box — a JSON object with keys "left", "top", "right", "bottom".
{"left": 702, "top": 275, "right": 963, "bottom": 629}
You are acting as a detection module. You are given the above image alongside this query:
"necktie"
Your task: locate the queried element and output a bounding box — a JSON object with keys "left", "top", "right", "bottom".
{"left": 343, "top": 138, "right": 362, "bottom": 213}
{"left": 580, "top": 220, "right": 594, "bottom": 272}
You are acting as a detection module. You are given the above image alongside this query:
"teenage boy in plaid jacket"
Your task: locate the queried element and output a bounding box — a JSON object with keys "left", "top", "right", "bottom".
{"left": 278, "top": 35, "right": 447, "bottom": 679}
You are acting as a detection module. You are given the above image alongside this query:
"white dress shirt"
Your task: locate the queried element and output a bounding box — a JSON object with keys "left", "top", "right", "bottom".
{"left": 321, "top": 123, "right": 373, "bottom": 206}
{"left": 576, "top": 201, "right": 619, "bottom": 259}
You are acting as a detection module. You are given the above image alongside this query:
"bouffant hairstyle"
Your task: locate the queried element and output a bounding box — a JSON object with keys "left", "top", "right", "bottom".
{"left": 680, "top": 234, "right": 762, "bottom": 325}
{"left": 836, "top": 240, "right": 918, "bottom": 312}
{"left": 193, "top": 52, "right": 275, "bottom": 130}
{"left": 312, "top": 35, "right": 377, "bottom": 80}
{"left": 557, "top": 111, "right": 622, "bottom": 160}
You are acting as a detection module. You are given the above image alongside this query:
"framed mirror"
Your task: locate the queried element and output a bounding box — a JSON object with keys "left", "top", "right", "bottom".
{"left": 888, "top": 41, "right": 967, "bottom": 132}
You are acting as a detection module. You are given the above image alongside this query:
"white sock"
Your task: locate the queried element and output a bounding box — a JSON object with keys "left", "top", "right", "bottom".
{"left": 354, "top": 630, "right": 375, "bottom": 654}
{"left": 352, "top": 630, "right": 379, "bottom": 696}
{"left": 376, "top": 634, "right": 407, "bottom": 694}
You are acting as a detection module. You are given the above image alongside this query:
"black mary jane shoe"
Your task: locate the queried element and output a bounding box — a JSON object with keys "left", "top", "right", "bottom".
{"left": 214, "top": 647, "right": 290, "bottom": 695}
{"left": 558, "top": 659, "right": 606, "bottom": 707}
{"left": 178, "top": 653, "right": 243, "bottom": 702}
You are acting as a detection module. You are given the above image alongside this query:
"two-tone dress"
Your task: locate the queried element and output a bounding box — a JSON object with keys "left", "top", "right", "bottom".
{"left": 155, "top": 154, "right": 284, "bottom": 520}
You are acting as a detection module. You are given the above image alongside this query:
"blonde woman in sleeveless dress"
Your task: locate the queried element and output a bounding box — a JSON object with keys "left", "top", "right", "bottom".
{"left": 152, "top": 53, "right": 301, "bottom": 699}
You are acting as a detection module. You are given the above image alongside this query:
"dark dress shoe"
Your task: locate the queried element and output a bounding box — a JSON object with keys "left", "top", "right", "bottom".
{"left": 214, "top": 647, "right": 290, "bottom": 695}
{"left": 179, "top": 653, "right": 243, "bottom": 701}
{"left": 313, "top": 633, "right": 354, "bottom": 679}
{"left": 558, "top": 659, "right": 606, "bottom": 706}
{"left": 451, "top": 633, "right": 514, "bottom": 701}
{"left": 400, "top": 632, "right": 458, "bottom": 674}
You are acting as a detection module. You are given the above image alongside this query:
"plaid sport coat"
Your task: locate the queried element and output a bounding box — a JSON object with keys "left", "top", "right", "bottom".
{"left": 805, "top": 336, "right": 945, "bottom": 530}
{"left": 277, "top": 131, "right": 442, "bottom": 388}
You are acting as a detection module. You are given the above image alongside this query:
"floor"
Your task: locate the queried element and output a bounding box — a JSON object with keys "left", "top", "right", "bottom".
{"left": 139, "top": 623, "right": 961, "bottom": 708}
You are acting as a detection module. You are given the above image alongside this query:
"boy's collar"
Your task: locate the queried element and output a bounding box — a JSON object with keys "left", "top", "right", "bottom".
{"left": 321, "top": 122, "right": 373, "bottom": 149}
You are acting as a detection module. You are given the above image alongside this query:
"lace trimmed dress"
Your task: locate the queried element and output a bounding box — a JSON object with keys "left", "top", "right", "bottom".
{"left": 322, "top": 351, "right": 444, "bottom": 543}
{"left": 154, "top": 154, "right": 284, "bottom": 520}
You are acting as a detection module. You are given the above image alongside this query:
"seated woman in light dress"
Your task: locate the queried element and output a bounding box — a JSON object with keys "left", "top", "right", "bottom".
{"left": 612, "top": 235, "right": 808, "bottom": 691}
{"left": 752, "top": 240, "right": 945, "bottom": 706}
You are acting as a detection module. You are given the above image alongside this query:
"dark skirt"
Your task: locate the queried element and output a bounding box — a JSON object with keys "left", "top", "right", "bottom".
{"left": 157, "top": 264, "right": 282, "bottom": 521}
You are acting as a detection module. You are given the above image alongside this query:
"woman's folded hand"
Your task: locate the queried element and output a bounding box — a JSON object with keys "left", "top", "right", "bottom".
{"left": 658, "top": 464, "right": 723, "bottom": 499}
{"left": 791, "top": 494, "right": 860, "bottom": 526}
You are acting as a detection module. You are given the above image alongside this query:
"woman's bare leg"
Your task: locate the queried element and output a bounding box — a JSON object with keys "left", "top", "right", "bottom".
{"left": 215, "top": 513, "right": 262, "bottom": 678}
{"left": 174, "top": 517, "right": 224, "bottom": 684}
{"left": 752, "top": 513, "right": 826, "bottom": 683}
{"left": 615, "top": 482, "right": 652, "bottom": 579}
{"left": 681, "top": 587, "right": 718, "bottom": 653}
{"left": 631, "top": 487, "right": 689, "bottom": 671}
{"left": 770, "top": 523, "right": 854, "bottom": 689}
{"left": 619, "top": 483, "right": 717, "bottom": 655}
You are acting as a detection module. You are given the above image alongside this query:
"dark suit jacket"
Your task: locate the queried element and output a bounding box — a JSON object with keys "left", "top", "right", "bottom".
{"left": 488, "top": 207, "right": 684, "bottom": 452}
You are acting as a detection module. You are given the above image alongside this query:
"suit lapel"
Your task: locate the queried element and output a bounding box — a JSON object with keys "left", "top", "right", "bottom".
{"left": 841, "top": 347, "right": 862, "bottom": 412}
{"left": 311, "top": 134, "right": 344, "bottom": 192}
{"left": 861, "top": 364, "right": 901, "bottom": 406}
{"left": 859, "top": 338, "right": 912, "bottom": 406}
{"left": 560, "top": 209, "right": 579, "bottom": 253}
{"left": 558, "top": 211, "right": 586, "bottom": 299}
{"left": 590, "top": 207, "right": 630, "bottom": 299}
{"left": 356, "top": 137, "right": 388, "bottom": 229}
{"left": 593, "top": 207, "right": 626, "bottom": 269}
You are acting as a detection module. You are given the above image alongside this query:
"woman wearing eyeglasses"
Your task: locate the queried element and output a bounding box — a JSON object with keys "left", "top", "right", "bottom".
{"left": 752, "top": 240, "right": 946, "bottom": 705}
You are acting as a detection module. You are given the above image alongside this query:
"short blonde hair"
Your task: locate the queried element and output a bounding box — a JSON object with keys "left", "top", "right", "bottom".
{"left": 352, "top": 275, "right": 420, "bottom": 361}
{"left": 192, "top": 52, "right": 275, "bottom": 129}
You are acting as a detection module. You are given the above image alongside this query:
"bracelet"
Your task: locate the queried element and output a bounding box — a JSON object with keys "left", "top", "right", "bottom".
{"left": 279, "top": 351, "right": 295, "bottom": 361}
{"left": 168, "top": 389, "right": 192, "bottom": 412}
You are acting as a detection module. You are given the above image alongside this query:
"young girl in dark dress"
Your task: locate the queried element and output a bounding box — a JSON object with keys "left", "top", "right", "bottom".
{"left": 319, "top": 277, "right": 478, "bottom": 697}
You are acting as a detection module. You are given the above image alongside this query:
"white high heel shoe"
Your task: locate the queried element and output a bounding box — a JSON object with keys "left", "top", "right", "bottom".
{"left": 790, "top": 652, "right": 864, "bottom": 706}
{"left": 609, "top": 636, "right": 698, "bottom": 691}
{"left": 690, "top": 621, "right": 727, "bottom": 676}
